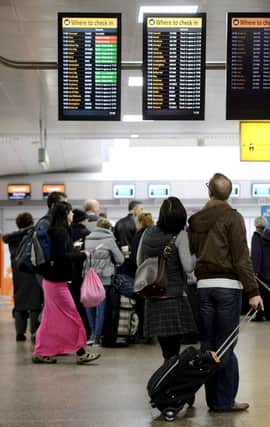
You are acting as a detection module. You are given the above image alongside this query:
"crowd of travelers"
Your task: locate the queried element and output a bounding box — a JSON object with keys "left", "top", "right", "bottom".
{"left": 1, "top": 172, "right": 267, "bottom": 413}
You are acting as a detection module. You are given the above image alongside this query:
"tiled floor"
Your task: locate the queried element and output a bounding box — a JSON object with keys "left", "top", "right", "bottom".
{"left": 0, "top": 303, "right": 269, "bottom": 427}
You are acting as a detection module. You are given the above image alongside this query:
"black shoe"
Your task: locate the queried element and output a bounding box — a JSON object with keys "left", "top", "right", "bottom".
{"left": 16, "top": 334, "right": 26, "bottom": 342}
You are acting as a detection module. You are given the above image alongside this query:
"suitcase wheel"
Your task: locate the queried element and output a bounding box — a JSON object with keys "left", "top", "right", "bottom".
{"left": 162, "top": 407, "right": 178, "bottom": 422}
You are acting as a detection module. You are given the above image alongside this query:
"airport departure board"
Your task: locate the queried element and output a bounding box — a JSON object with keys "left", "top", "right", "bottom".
{"left": 227, "top": 13, "right": 270, "bottom": 120}
{"left": 143, "top": 14, "right": 206, "bottom": 120}
{"left": 58, "top": 13, "right": 121, "bottom": 120}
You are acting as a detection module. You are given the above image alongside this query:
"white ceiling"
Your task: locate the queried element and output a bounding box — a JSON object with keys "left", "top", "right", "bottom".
{"left": 0, "top": 0, "right": 269, "bottom": 176}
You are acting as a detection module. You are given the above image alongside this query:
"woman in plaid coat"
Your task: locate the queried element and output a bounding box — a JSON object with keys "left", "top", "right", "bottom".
{"left": 138, "top": 197, "right": 197, "bottom": 360}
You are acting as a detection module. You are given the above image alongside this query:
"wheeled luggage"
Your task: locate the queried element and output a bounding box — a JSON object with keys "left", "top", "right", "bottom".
{"left": 102, "top": 286, "right": 139, "bottom": 347}
{"left": 147, "top": 309, "right": 257, "bottom": 422}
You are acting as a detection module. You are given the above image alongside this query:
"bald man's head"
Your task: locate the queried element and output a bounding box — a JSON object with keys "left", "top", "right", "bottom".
{"left": 208, "top": 173, "right": 232, "bottom": 201}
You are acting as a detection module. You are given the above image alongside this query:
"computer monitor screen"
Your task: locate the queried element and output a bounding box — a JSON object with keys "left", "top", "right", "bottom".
{"left": 113, "top": 184, "right": 135, "bottom": 198}
{"left": 8, "top": 184, "right": 31, "bottom": 200}
{"left": 226, "top": 13, "right": 270, "bottom": 119}
{"left": 143, "top": 13, "right": 206, "bottom": 120}
{"left": 148, "top": 184, "right": 170, "bottom": 198}
{"left": 42, "top": 184, "right": 65, "bottom": 199}
{"left": 252, "top": 183, "right": 270, "bottom": 197}
{"left": 230, "top": 184, "right": 240, "bottom": 198}
{"left": 58, "top": 13, "right": 121, "bottom": 121}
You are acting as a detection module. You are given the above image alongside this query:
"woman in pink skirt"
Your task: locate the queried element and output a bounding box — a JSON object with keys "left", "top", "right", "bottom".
{"left": 32, "top": 202, "right": 100, "bottom": 364}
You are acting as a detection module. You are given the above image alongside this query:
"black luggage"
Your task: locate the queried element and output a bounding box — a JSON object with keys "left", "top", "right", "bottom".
{"left": 147, "top": 309, "right": 257, "bottom": 422}
{"left": 102, "top": 286, "right": 139, "bottom": 347}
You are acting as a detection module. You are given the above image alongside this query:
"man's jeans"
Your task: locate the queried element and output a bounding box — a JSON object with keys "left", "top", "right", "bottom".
{"left": 199, "top": 287, "right": 242, "bottom": 410}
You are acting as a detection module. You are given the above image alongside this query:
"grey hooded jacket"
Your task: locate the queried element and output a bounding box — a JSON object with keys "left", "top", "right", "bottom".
{"left": 85, "top": 227, "right": 124, "bottom": 285}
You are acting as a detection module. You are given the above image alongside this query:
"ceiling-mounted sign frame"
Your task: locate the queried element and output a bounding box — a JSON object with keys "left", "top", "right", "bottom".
{"left": 58, "top": 12, "right": 121, "bottom": 121}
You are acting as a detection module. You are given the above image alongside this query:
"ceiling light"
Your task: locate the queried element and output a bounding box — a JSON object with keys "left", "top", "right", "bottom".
{"left": 128, "top": 76, "right": 143, "bottom": 87}
{"left": 138, "top": 5, "right": 199, "bottom": 23}
{"left": 123, "top": 115, "right": 143, "bottom": 122}
{"left": 130, "top": 134, "right": 140, "bottom": 138}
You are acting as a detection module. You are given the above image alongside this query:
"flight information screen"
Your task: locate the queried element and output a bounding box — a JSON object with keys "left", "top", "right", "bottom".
{"left": 58, "top": 13, "right": 121, "bottom": 120}
{"left": 227, "top": 13, "right": 270, "bottom": 120}
{"left": 143, "top": 14, "right": 206, "bottom": 120}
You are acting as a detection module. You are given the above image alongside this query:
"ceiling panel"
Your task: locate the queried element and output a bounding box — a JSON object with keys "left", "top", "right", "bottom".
{"left": 0, "top": 0, "right": 269, "bottom": 177}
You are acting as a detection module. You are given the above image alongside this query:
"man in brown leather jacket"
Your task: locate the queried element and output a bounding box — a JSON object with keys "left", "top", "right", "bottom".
{"left": 188, "top": 173, "right": 263, "bottom": 413}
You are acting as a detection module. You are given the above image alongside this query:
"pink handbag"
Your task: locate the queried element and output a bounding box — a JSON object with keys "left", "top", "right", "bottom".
{"left": 80, "top": 267, "right": 106, "bottom": 308}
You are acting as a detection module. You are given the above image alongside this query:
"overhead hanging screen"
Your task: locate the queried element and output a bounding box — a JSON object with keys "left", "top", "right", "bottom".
{"left": 8, "top": 184, "right": 31, "bottom": 200}
{"left": 143, "top": 14, "right": 206, "bottom": 120}
{"left": 42, "top": 184, "right": 65, "bottom": 199}
{"left": 226, "top": 13, "right": 270, "bottom": 120}
{"left": 113, "top": 184, "right": 135, "bottom": 199}
{"left": 58, "top": 13, "right": 121, "bottom": 121}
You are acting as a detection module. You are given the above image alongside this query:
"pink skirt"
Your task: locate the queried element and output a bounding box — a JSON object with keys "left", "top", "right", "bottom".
{"left": 35, "top": 279, "right": 86, "bottom": 356}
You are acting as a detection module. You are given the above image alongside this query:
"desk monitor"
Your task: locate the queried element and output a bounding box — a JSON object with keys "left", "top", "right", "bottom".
{"left": 148, "top": 184, "right": 170, "bottom": 198}
{"left": 58, "top": 13, "right": 121, "bottom": 121}
{"left": 8, "top": 184, "right": 31, "bottom": 200}
{"left": 143, "top": 13, "right": 206, "bottom": 120}
{"left": 113, "top": 184, "right": 135, "bottom": 198}
{"left": 227, "top": 13, "right": 270, "bottom": 120}
{"left": 252, "top": 183, "right": 270, "bottom": 197}
{"left": 42, "top": 184, "right": 65, "bottom": 199}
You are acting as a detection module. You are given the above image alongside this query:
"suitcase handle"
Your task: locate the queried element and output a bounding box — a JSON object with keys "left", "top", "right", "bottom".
{"left": 216, "top": 308, "right": 257, "bottom": 359}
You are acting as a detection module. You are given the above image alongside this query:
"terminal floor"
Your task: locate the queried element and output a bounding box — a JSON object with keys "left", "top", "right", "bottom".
{"left": 0, "top": 303, "right": 269, "bottom": 427}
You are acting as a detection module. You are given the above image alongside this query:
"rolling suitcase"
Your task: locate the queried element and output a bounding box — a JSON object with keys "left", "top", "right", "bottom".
{"left": 102, "top": 286, "right": 139, "bottom": 347}
{"left": 147, "top": 309, "right": 257, "bottom": 422}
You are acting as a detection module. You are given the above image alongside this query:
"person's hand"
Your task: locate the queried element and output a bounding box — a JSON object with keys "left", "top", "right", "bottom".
{"left": 249, "top": 295, "right": 264, "bottom": 311}
{"left": 81, "top": 250, "right": 90, "bottom": 259}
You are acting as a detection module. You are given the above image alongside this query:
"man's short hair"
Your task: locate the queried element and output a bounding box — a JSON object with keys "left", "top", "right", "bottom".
{"left": 84, "top": 199, "right": 99, "bottom": 213}
{"left": 128, "top": 200, "right": 143, "bottom": 212}
{"left": 16, "top": 212, "right": 34, "bottom": 229}
{"left": 208, "top": 173, "right": 232, "bottom": 201}
{"left": 47, "top": 191, "right": 67, "bottom": 209}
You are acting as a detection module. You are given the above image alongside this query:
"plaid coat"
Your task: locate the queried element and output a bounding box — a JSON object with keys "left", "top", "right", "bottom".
{"left": 140, "top": 226, "right": 197, "bottom": 337}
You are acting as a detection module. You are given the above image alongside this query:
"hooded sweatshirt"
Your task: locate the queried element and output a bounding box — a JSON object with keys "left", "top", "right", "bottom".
{"left": 188, "top": 199, "right": 259, "bottom": 299}
{"left": 85, "top": 227, "right": 124, "bottom": 285}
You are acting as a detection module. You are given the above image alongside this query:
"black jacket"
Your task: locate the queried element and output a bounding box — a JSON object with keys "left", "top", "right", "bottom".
{"left": 114, "top": 213, "right": 136, "bottom": 250}
{"left": 70, "top": 223, "right": 90, "bottom": 284}
{"left": 43, "top": 226, "right": 86, "bottom": 282}
{"left": 3, "top": 227, "right": 43, "bottom": 310}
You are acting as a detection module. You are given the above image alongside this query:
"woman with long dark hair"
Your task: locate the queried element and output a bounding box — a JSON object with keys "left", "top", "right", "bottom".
{"left": 32, "top": 202, "right": 100, "bottom": 364}
{"left": 138, "top": 197, "right": 196, "bottom": 360}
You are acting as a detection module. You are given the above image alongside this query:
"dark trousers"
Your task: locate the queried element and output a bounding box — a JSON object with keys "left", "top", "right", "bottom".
{"left": 157, "top": 334, "right": 181, "bottom": 360}
{"left": 15, "top": 310, "right": 41, "bottom": 336}
{"left": 199, "top": 287, "right": 242, "bottom": 410}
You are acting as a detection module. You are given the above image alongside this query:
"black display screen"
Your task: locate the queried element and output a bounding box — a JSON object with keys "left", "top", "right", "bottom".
{"left": 58, "top": 13, "right": 121, "bottom": 120}
{"left": 226, "top": 13, "right": 270, "bottom": 120}
{"left": 143, "top": 14, "right": 206, "bottom": 120}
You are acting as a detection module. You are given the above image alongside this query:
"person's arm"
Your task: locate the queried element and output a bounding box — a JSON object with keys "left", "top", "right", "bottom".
{"left": 175, "top": 230, "right": 196, "bottom": 273}
{"left": 229, "top": 213, "right": 261, "bottom": 306}
{"left": 109, "top": 240, "right": 125, "bottom": 265}
{"left": 52, "top": 228, "right": 87, "bottom": 262}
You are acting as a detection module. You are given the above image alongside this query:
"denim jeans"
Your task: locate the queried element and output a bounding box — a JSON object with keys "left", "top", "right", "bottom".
{"left": 198, "top": 287, "right": 242, "bottom": 410}
{"left": 86, "top": 298, "right": 107, "bottom": 338}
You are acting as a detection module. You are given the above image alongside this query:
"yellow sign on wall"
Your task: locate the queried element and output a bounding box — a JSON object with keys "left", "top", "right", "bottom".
{"left": 240, "top": 121, "right": 270, "bottom": 161}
